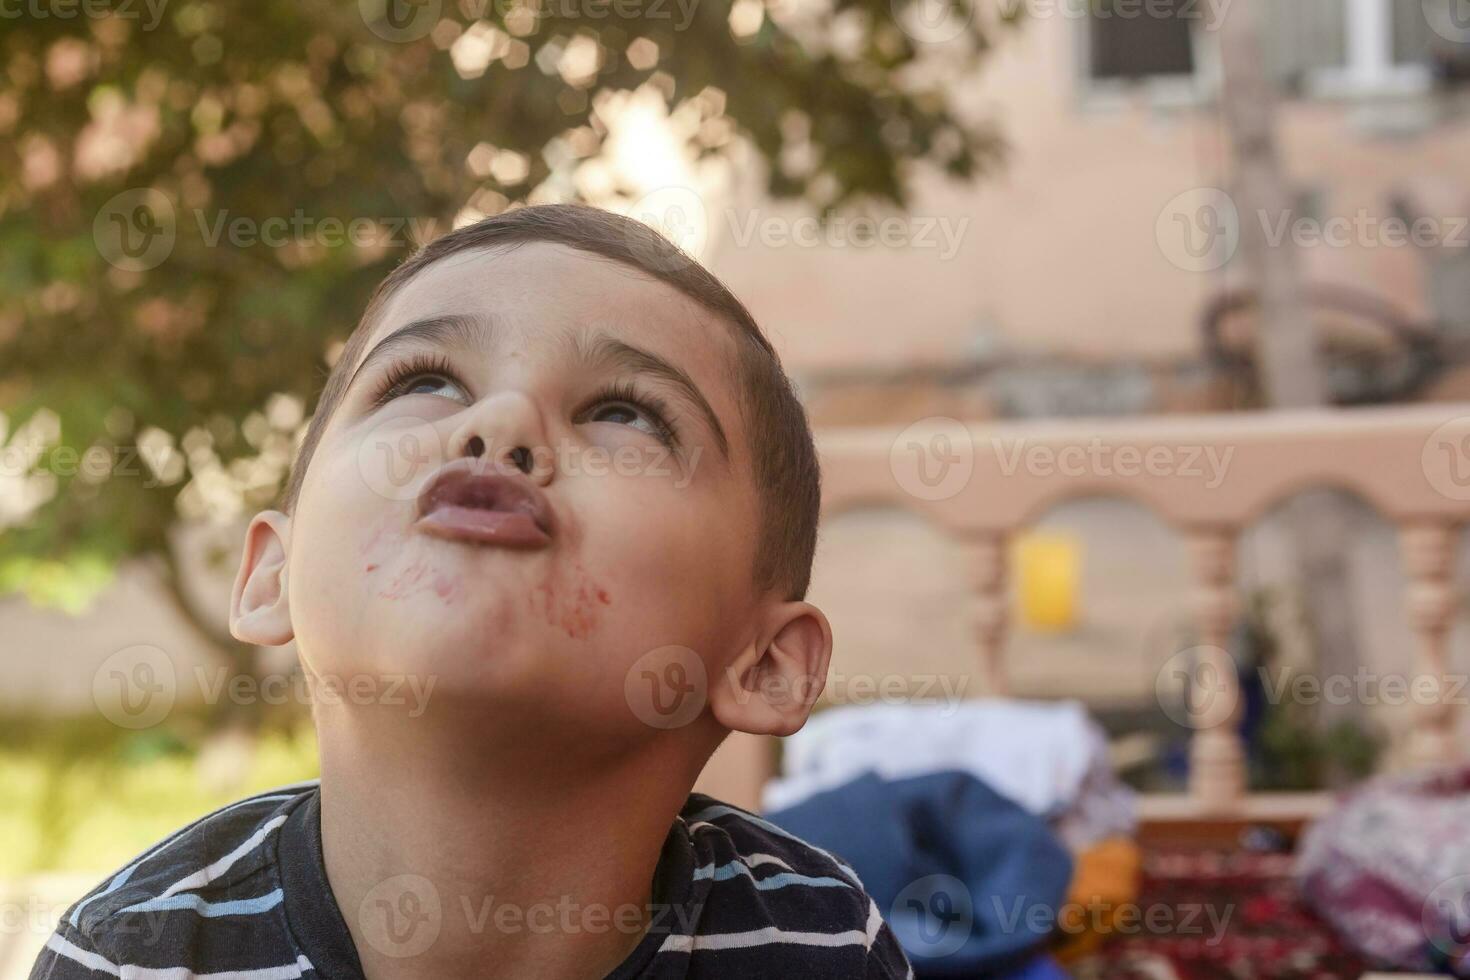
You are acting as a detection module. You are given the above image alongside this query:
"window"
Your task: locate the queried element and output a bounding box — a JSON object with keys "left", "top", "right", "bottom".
{"left": 1083, "top": 0, "right": 1439, "bottom": 98}
{"left": 1089, "top": 0, "right": 1196, "bottom": 80}
{"left": 1279, "top": 0, "right": 1435, "bottom": 94}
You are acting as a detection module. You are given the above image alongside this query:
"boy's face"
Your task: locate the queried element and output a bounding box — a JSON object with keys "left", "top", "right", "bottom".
{"left": 279, "top": 243, "right": 768, "bottom": 741}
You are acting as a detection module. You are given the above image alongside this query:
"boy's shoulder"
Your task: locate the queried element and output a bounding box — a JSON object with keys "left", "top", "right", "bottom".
{"left": 674, "top": 793, "right": 912, "bottom": 978}
{"left": 679, "top": 791, "right": 865, "bottom": 886}
{"left": 65, "top": 781, "right": 315, "bottom": 935}
{"left": 38, "top": 781, "right": 317, "bottom": 976}
{"left": 37, "top": 786, "right": 911, "bottom": 979}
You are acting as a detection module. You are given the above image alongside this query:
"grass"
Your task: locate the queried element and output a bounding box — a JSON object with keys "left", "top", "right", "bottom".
{"left": 0, "top": 714, "right": 319, "bottom": 876}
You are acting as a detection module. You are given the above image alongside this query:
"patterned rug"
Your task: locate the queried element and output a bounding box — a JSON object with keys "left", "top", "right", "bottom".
{"left": 1067, "top": 843, "right": 1369, "bottom": 980}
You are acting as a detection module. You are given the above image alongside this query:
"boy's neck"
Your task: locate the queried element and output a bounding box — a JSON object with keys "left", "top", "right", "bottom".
{"left": 315, "top": 704, "right": 712, "bottom": 980}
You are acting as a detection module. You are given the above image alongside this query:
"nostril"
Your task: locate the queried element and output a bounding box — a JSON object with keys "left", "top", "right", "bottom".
{"left": 465, "top": 435, "right": 486, "bottom": 458}
{"left": 508, "top": 446, "right": 532, "bottom": 475}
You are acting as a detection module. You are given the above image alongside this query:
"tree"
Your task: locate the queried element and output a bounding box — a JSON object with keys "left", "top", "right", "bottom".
{"left": 1216, "top": 0, "right": 1365, "bottom": 755}
{"left": 0, "top": 0, "right": 1009, "bottom": 698}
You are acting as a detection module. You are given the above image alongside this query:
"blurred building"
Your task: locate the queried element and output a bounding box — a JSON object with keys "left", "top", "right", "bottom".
{"left": 706, "top": 0, "right": 1470, "bottom": 423}
{"left": 5, "top": 1, "right": 1469, "bottom": 736}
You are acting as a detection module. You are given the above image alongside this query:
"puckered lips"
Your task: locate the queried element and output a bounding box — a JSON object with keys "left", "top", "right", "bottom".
{"left": 414, "top": 458, "right": 553, "bottom": 549}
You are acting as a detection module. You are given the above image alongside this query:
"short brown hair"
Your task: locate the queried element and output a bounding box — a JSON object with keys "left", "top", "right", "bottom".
{"left": 280, "top": 204, "right": 822, "bottom": 601}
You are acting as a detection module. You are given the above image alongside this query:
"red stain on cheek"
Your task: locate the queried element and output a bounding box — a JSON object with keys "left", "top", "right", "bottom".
{"left": 529, "top": 565, "right": 610, "bottom": 640}
{"left": 379, "top": 558, "right": 428, "bottom": 600}
{"left": 360, "top": 518, "right": 457, "bottom": 603}
{"left": 360, "top": 519, "right": 391, "bottom": 558}
{"left": 433, "top": 573, "right": 457, "bottom": 601}
{"left": 375, "top": 560, "right": 459, "bottom": 604}
{"left": 362, "top": 518, "right": 396, "bottom": 577}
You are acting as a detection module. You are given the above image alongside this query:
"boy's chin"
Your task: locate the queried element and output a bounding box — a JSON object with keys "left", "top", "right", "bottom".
{"left": 352, "top": 610, "right": 594, "bottom": 684}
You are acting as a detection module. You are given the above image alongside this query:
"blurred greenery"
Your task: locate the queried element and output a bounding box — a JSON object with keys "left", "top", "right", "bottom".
{"left": 0, "top": 714, "right": 318, "bottom": 874}
{"left": 0, "top": 0, "right": 1011, "bottom": 676}
{"left": 1236, "top": 588, "right": 1386, "bottom": 790}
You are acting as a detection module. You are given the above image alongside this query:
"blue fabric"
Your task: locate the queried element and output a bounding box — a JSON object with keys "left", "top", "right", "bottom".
{"left": 994, "top": 953, "right": 1069, "bottom": 980}
{"left": 768, "top": 770, "right": 1073, "bottom": 978}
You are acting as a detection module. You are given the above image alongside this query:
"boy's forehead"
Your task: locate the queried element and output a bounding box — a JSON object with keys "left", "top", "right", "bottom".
{"left": 364, "top": 242, "right": 739, "bottom": 378}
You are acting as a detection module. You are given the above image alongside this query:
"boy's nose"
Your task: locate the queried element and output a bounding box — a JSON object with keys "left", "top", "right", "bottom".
{"left": 464, "top": 435, "right": 534, "bottom": 475}
{"left": 447, "top": 391, "right": 553, "bottom": 485}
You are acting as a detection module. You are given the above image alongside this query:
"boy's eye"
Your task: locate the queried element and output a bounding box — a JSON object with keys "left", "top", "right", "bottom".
{"left": 375, "top": 366, "right": 469, "bottom": 405}
{"left": 588, "top": 400, "right": 663, "bottom": 439}
{"left": 401, "top": 373, "right": 461, "bottom": 399}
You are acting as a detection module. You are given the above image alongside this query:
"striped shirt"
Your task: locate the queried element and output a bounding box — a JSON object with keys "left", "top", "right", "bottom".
{"left": 32, "top": 782, "right": 913, "bottom": 979}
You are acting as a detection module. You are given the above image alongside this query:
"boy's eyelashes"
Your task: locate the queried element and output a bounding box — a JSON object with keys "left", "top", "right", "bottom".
{"left": 368, "top": 351, "right": 465, "bottom": 406}
{"left": 581, "top": 379, "right": 681, "bottom": 448}
{"left": 366, "top": 352, "right": 682, "bottom": 449}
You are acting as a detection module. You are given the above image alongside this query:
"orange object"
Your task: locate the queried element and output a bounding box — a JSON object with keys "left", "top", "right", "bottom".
{"left": 1053, "top": 837, "right": 1143, "bottom": 961}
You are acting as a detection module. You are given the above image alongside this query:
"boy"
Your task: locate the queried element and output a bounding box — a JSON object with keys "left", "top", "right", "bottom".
{"left": 34, "top": 204, "right": 913, "bottom": 979}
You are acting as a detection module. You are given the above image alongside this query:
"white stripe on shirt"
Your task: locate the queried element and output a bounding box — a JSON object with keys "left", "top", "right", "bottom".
{"left": 157, "top": 815, "right": 289, "bottom": 900}
{"left": 658, "top": 924, "right": 874, "bottom": 953}
{"left": 45, "top": 934, "right": 315, "bottom": 980}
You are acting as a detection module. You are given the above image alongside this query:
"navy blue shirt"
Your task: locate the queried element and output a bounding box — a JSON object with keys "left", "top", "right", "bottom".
{"left": 33, "top": 782, "right": 912, "bottom": 979}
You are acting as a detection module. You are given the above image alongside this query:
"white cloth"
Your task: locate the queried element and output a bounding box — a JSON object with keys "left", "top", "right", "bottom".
{"left": 763, "top": 699, "right": 1136, "bottom": 849}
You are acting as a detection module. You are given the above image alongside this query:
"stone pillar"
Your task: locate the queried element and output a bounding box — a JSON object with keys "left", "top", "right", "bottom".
{"left": 968, "top": 532, "right": 1010, "bottom": 697}
{"left": 1399, "top": 521, "right": 1459, "bottom": 770}
{"left": 1187, "top": 529, "right": 1247, "bottom": 810}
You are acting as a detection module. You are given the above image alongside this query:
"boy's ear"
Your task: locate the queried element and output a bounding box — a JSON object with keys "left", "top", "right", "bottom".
{"left": 709, "top": 601, "right": 832, "bottom": 738}
{"left": 229, "top": 510, "right": 294, "bottom": 647}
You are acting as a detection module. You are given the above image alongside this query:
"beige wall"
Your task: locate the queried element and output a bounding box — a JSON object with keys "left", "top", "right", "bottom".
{"left": 707, "top": 13, "right": 1470, "bottom": 375}
{"left": 8, "top": 15, "right": 1469, "bottom": 722}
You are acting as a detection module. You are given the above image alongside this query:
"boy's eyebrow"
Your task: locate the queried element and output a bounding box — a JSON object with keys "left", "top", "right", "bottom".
{"left": 346, "top": 313, "right": 485, "bottom": 392}
{"left": 572, "top": 330, "right": 730, "bottom": 459}
{"left": 348, "top": 313, "right": 731, "bottom": 459}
